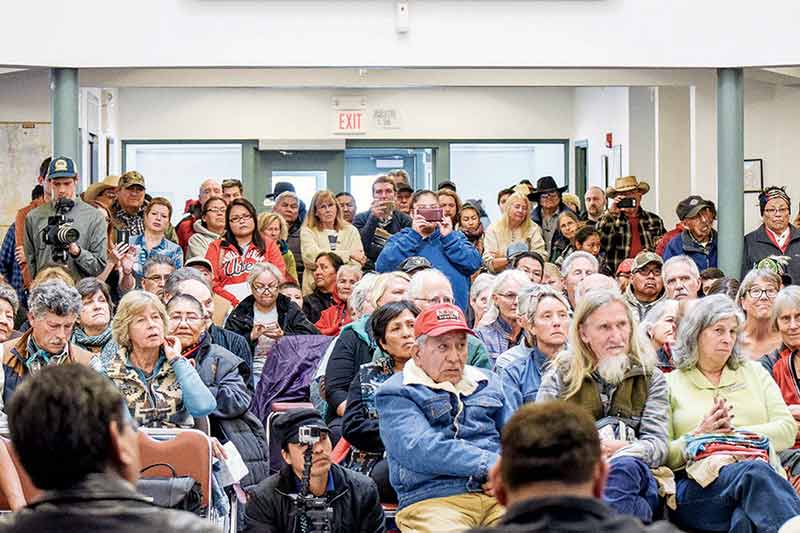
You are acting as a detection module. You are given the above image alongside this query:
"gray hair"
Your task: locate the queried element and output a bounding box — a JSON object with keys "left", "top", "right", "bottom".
{"left": 575, "top": 273, "right": 619, "bottom": 302}
{"left": 772, "top": 286, "right": 800, "bottom": 332}
{"left": 248, "top": 262, "right": 283, "bottom": 286}
{"left": 517, "top": 284, "right": 570, "bottom": 323}
{"left": 470, "top": 273, "right": 496, "bottom": 303}
{"left": 662, "top": 255, "right": 700, "bottom": 285}
{"left": 112, "top": 290, "right": 169, "bottom": 351}
{"left": 408, "top": 268, "right": 451, "bottom": 301}
{"left": 349, "top": 273, "right": 379, "bottom": 315}
{"left": 0, "top": 284, "right": 19, "bottom": 313}
{"left": 736, "top": 268, "right": 782, "bottom": 308}
{"left": 478, "top": 269, "right": 532, "bottom": 327}
{"left": 274, "top": 191, "right": 299, "bottom": 206}
{"left": 560, "top": 251, "right": 599, "bottom": 277}
{"left": 337, "top": 264, "right": 363, "bottom": 281}
{"left": 671, "top": 294, "right": 746, "bottom": 371}
{"left": 28, "top": 280, "right": 81, "bottom": 319}
{"left": 143, "top": 254, "right": 177, "bottom": 278}
{"left": 166, "top": 293, "right": 204, "bottom": 315}
{"left": 164, "top": 267, "right": 210, "bottom": 299}
{"left": 639, "top": 299, "right": 679, "bottom": 338}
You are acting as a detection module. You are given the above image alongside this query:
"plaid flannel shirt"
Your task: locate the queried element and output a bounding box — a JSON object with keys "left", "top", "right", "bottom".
{"left": 597, "top": 208, "right": 666, "bottom": 274}
{"left": 0, "top": 223, "right": 25, "bottom": 306}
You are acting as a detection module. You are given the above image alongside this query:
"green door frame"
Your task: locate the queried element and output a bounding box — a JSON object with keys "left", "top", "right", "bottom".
{"left": 121, "top": 139, "right": 260, "bottom": 204}
{"left": 574, "top": 139, "right": 589, "bottom": 201}
{"left": 257, "top": 149, "right": 345, "bottom": 209}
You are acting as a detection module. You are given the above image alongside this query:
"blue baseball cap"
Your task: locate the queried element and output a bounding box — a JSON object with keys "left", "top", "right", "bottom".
{"left": 47, "top": 156, "right": 78, "bottom": 180}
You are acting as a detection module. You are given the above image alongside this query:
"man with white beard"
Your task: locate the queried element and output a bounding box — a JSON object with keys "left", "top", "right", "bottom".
{"left": 536, "top": 289, "right": 669, "bottom": 525}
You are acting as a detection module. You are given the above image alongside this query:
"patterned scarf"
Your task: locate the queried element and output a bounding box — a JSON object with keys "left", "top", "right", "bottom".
{"left": 72, "top": 325, "right": 118, "bottom": 369}
{"left": 25, "top": 334, "right": 68, "bottom": 374}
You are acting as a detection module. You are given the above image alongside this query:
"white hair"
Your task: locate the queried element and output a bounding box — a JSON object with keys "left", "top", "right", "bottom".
{"left": 772, "top": 286, "right": 800, "bottom": 332}
{"left": 575, "top": 273, "right": 619, "bottom": 302}
{"left": 661, "top": 255, "right": 700, "bottom": 284}
{"left": 478, "top": 269, "right": 532, "bottom": 327}
{"left": 408, "top": 268, "right": 452, "bottom": 301}
{"left": 561, "top": 251, "right": 599, "bottom": 277}
{"left": 247, "top": 261, "right": 283, "bottom": 286}
{"left": 349, "top": 273, "right": 379, "bottom": 315}
{"left": 337, "top": 264, "right": 363, "bottom": 281}
{"left": 639, "top": 299, "right": 679, "bottom": 339}
{"left": 470, "top": 272, "right": 496, "bottom": 303}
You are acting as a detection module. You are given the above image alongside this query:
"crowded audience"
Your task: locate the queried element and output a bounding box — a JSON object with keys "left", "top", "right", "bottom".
{"left": 3, "top": 155, "right": 800, "bottom": 532}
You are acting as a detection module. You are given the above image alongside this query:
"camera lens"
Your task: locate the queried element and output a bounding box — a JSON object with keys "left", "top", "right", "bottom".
{"left": 56, "top": 225, "right": 80, "bottom": 244}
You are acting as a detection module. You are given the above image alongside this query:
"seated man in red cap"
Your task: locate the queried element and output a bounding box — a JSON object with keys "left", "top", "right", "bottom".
{"left": 375, "top": 303, "right": 512, "bottom": 532}
{"left": 243, "top": 408, "right": 384, "bottom": 532}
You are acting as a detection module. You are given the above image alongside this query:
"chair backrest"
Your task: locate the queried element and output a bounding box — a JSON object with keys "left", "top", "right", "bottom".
{"left": 138, "top": 429, "right": 212, "bottom": 508}
{"left": 0, "top": 438, "right": 39, "bottom": 510}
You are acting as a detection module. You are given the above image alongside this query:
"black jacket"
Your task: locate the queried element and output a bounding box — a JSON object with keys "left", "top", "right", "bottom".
{"left": 243, "top": 463, "right": 384, "bottom": 533}
{"left": 208, "top": 324, "right": 253, "bottom": 389}
{"left": 226, "top": 293, "right": 320, "bottom": 353}
{"left": 190, "top": 335, "right": 270, "bottom": 490}
{"left": 742, "top": 224, "right": 800, "bottom": 284}
{"left": 353, "top": 209, "right": 412, "bottom": 269}
{"left": 469, "top": 496, "right": 681, "bottom": 533}
{"left": 303, "top": 289, "right": 335, "bottom": 324}
{"left": 0, "top": 473, "right": 216, "bottom": 533}
{"left": 324, "top": 324, "right": 375, "bottom": 415}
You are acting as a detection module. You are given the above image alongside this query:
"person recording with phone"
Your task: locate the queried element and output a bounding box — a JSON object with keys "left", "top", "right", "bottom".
{"left": 376, "top": 189, "right": 481, "bottom": 312}
{"left": 596, "top": 176, "right": 666, "bottom": 275}
{"left": 243, "top": 408, "right": 384, "bottom": 533}
{"left": 23, "top": 156, "right": 108, "bottom": 282}
{"left": 353, "top": 175, "right": 411, "bottom": 271}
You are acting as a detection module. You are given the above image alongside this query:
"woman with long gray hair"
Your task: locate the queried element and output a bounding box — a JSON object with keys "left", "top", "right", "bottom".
{"left": 475, "top": 269, "right": 532, "bottom": 364}
{"left": 665, "top": 294, "right": 800, "bottom": 532}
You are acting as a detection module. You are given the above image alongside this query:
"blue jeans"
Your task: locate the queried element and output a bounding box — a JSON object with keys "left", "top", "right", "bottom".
{"left": 673, "top": 460, "right": 800, "bottom": 533}
{"left": 603, "top": 456, "right": 659, "bottom": 523}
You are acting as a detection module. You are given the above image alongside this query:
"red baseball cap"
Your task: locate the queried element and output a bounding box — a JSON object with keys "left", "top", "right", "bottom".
{"left": 616, "top": 258, "right": 635, "bottom": 276}
{"left": 414, "top": 303, "right": 475, "bottom": 338}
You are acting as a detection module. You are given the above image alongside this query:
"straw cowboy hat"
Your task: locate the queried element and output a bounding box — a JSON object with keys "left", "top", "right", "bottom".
{"left": 83, "top": 175, "right": 120, "bottom": 203}
{"left": 606, "top": 175, "right": 650, "bottom": 198}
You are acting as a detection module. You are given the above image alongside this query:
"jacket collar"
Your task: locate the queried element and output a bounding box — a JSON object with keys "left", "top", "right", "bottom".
{"left": 681, "top": 228, "right": 717, "bottom": 252}
{"left": 501, "top": 495, "right": 612, "bottom": 526}
{"left": 754, "top": 224, "right": 800, "bottom": 245}
{"left": 685, "top": 364, "right": 741, "bottom": 390}
{"left": 28, "top": 472, "right": 149, "bottom": 508}
{"left": 402, "top": 358, "right": 486, "bottom": 396}
{"left": 275, "top": 463, "right": 349, "bottom": 500}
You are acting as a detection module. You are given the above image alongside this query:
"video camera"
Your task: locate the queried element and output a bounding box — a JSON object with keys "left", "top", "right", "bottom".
{"left": 293, "top": 424, "right": 334, "bottom": 532}
{"left": 41, "top": 198, "right": 80, "bottom": 263}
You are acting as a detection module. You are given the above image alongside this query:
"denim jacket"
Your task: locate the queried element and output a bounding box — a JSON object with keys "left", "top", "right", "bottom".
{"left": 499, "top": 344, "right": 552, "bottom": 413}
{"left": 375, "top": 360, "right": 512, "bottom": 509}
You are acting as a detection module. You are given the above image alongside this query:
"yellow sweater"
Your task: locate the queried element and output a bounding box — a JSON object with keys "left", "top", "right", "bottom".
{"left": 482, "top": 222, "right": 546, "bottom": 272}
{"left": 299, "top": 224, "right": 364, "bottom": 295}
{"left": 665, "top": 360, "right": 795, "bottom": 471}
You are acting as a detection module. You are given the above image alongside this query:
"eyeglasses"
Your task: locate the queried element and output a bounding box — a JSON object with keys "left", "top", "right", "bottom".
{"left": 496, "top": 292, "right": 519, "bottom": 300}
{"left": 253, "top": 282, "right": 279, "bottom": 295}
{"left": 764, "top": 208, "right": 789, "bottom": 216}
{"left": 414, "top": 296, "right": 454, "bottom": 305}
{"left": 205, "top": 207, "right": 226, "bottom": 214}
{"left": 230, "top": 214, "right": 253, "bottom": 224}
{"left": 747, "top": 287, "right": 778, "bottom": 300}
{"left": 169, "top": 314, "right": 203, "bottom": 325}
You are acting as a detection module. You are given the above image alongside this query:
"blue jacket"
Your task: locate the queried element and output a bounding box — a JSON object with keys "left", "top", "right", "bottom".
{"left": 375, "top": 361, "right": 511, "bottom": 509}
{"left": 498, "top": 344, "right": 551, "bottom": 413}
{"left": 662, "top": 229, "right": 718, "bottom": 271}
{"left": 375, "top": 228, "right": 482, "bottom": 312}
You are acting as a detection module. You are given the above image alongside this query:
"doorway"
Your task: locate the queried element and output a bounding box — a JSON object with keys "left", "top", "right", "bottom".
{"left": 574, "top": 140, "right": 588, "bottom": 204}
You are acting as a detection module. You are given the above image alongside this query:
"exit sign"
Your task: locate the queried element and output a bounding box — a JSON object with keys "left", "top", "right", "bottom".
{"left": 334, "top": 110, "right": 365, "bottom": 135}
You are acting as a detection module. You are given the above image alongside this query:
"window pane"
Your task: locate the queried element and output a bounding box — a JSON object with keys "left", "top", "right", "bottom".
{"left": 349, "top": 174, "right": 381, "bottom": 215}
{"left": 272, "top": 171, "right": 327, "bottom": 208}
{"left": 125, "top": 143, "right": 242, "bottom": 225}
{"left": 450, "top": 143, "right": 565, "bottom": 223}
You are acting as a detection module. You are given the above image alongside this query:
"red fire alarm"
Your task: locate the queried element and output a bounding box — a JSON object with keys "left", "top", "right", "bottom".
{"left": 605, "top": 133, "right": 613, "bottom": 148}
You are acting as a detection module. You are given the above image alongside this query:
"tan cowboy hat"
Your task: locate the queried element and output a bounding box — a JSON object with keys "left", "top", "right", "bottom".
{"left": 83, "top": 175, "right": 120, "bottom": 203}
{"left": 606, "top": 175, "right": 650, "bottom": 198}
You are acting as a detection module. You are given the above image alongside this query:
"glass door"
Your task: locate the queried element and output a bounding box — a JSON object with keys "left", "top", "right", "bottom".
{"left": 257, "top": 150, "right": 345, "bottom": 210}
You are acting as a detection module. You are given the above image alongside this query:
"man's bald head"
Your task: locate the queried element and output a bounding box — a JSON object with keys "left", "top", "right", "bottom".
{"left": 199, "top": 179, "right": 223, "bottom": 206}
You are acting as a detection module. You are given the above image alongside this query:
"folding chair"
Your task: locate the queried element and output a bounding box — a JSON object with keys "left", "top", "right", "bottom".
{"left": 138, "top": 429, "right": 213, "bottom": 516}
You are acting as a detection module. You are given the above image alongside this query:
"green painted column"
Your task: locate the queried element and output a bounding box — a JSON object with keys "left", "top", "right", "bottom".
{"left": 716, "top": 68, "right": 744, "bottom": 277}
{"left": 50, "top": 68, "right": 80, "bottom": 168}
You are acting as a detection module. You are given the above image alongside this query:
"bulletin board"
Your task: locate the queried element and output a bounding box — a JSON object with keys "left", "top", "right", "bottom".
{"left": 0, "top": 122, "right": 51, "bottom": 238}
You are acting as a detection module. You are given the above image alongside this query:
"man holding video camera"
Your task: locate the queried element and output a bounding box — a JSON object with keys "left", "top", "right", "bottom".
{"left": 23, "top": 156, "right": 108, "bottom": 281}
{"left": 244, "top": 408, "right": 384, "bottom": 533}
{"left": 596, "top": 176, "right": 665, "bottom": 275}
{"left": 376, "top": 189, "right": 482, "bottom": 312}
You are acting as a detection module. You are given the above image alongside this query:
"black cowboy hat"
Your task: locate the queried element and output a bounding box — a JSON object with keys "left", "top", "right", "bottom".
{"left": 528, "top": 176, "right": 568, "bottom": 201}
